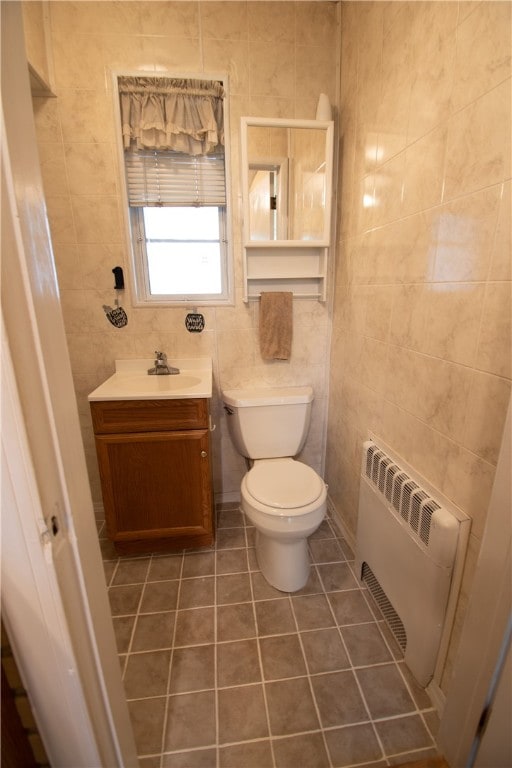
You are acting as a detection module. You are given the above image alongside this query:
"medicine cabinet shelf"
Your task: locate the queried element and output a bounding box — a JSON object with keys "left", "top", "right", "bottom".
{"left": 243, "top": 243, "right": 328, "bottom": 302}
{"left": 241, "top": 116, "right": 334, "bottom": 304}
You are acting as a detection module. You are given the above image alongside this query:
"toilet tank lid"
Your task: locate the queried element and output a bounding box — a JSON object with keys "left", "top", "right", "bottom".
{"left": 222, "top": 386, "right": 313, "bottom": 407}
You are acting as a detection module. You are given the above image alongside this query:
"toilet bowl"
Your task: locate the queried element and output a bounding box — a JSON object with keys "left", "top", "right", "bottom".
{"left": 222, "top": 387, "right": 327, "bottom": 592}
{"left": 241, "top": 458, "right": 327, "bottom": 592}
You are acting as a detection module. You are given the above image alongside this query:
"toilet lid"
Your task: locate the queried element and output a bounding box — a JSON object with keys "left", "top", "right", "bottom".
{"left": 246, "top": 460, "right": 324, "bottom": 510}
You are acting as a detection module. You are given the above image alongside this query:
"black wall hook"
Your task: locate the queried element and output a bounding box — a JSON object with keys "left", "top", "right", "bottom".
{"left": 112, "top": 266, "right": 124, "bottom": 290}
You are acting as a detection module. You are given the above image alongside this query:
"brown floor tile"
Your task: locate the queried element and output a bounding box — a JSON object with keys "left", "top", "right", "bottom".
{"left": 174, "top": 607, "right": 215, "bottom": 647}
{"left": 219, "top": 740, "right": 273, "bottom": 768}
{"left": 112, "top": 615, "right": 135, "bottom": 653}
{"left": 255, "top": 598, "right": 296, "bottom": 636}
{"left": 217, "top": 639, "right": 261, "bottom": 687}
{"left": 148, "top": 555, "right": 183, "bottom": 581}
{"left": 140, "top": 580, "right": 179, "bottom": 613}
{"left": 310, "top": 519, "right": 337, "bottom": 540}
{"left": 328, "top": 589, "right": 375, "bottom": 626}
{"left": 123, "top": 650, "right": 171, "bottom": 699}
{"left": 259, "top": 634, "right": 307, "bottom": 680}
{"left": 388, "top": 749, "right": 446, "bottom": 766}
{"left": 291, "top": 594, "right": 335, "bottom": 631}
{"left": 273, "top": 732, "right": 330, "bottom": 768}
{"left": 112, "top": 558, "right": 150, "bottom": 585}
{"left": 164, "top": 691, "right": 216, "bottom": 750}
{"left": 104, "top": 511, "right": 440, "bottom": 766}
{"left": 300, "top": 628, "right": 350, "bottom": 674}
{"left": 217, "top": 572, "right": 252, "bottom": 604}
{"left": 247, "top": 547, "right": 258, "bottom": 570}
{"left": 138, "top": 757, "right": 161, "bottom": 768}
{"left": 216, "top": 528, "right": 247, "bottom": 549}
{"left": 339, "top": 538, "right": 355, "bottom": 561}
{"left": 178, "top": 576, "right": 215, "bottom": 609}
{"left": 292, "top": 567, "right": 324, "bottom": 596}
{"left": 102, "top": 560, "right": 116, "bottom": 586}
{"left": 218, "top": 684, "right": 269, "bottom": 743}
{"left": 216, "top": 548, "right": 249, "bottom": 574}
{"left": 317, "top": 562, "right": 358, "bottom": 592}
{"left": 182, "top": 552, "right": 215, "bottom": 578}
{"left": 324, "top": 723, "right": 383, "bottom": 767}
{"left": 100, "top": 538, "right": 120, "bottom": 561}
{"left": 311, "top": 670, "right": 369, "bottom": 728}
{"left": 128, "top": 696, "right": 166, "bottom": 756}
{"left": 375, "top": 714, "right": 434, "bottom": 755}
{"left": 356, "top": 664, "right": 416, "bottom": 719}
{"left": 108, "top": 584, "right": 143, "bottom": 616}
{"left": 398, "top": 661, "right": 433, "bottom": 709}
{"left": 341, "top": 623, "right": 393, "bottom": 666}
{"left": 309, "top": 539, "right": 345, "bottom": 563}
{"left": 217, "top": 508, "right": 245, "bottom": 528}
{"left": 162, "top": 748, "right": 216, "bottom": 767}
{"left": 131, "top": 612, "right": 175, "bottom": 652}
{"left": 169, "top": 645, "right": 215, "bottom": 693}
{"left": 251, "top": 571, "right": 286, "bottom": 600}
{"left": 265, "top": 677, "right": 320, "bottom": 736}
{"left": 217, "top": 602, "right": 256, "bottom": 642}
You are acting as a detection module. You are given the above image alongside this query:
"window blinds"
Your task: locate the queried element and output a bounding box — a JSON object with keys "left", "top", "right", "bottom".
{"left": 125, "top": 150, "right": 226, "bottom": 207}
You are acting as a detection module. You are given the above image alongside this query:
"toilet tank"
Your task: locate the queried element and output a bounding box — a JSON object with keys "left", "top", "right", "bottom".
{"left": 222, "top": 386, "right": 314, "bottom": 459}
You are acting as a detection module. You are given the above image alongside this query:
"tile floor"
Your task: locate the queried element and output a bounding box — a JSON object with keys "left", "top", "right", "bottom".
{"left": 100, "top": 505, "right": 443, "bottom": 768}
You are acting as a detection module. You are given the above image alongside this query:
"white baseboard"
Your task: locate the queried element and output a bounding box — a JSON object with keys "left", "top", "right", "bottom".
{"left": 426, "top": 680, "right": 446, "bottom": 717}
{"left": 327, "top": 494, "right": 356, "bottom": 552}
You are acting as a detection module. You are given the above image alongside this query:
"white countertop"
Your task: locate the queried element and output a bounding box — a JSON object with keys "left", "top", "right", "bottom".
{"left": 87, "top": 358, "right": 213, "bottom": 401}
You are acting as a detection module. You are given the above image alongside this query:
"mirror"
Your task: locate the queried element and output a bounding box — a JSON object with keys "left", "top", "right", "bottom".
{"left": 241, "top": 117, "right": 334, "bottom": 243}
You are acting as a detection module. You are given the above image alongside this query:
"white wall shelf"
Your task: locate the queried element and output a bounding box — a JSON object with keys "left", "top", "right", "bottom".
{"left": 243, "top": 243, "right": 328, "bottom": 301}
{"left": 240, "top": 117, "right": 334, "bottom": 304}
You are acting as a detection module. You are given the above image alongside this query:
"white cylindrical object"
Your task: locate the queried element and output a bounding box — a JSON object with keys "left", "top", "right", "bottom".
{"left": 316, "top": 93, "right": 332, "bottom": 121}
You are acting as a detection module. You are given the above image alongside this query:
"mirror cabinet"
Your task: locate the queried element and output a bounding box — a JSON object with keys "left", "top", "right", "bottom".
{"left": 241, "top": 117, "right": 334, "bottom": 301}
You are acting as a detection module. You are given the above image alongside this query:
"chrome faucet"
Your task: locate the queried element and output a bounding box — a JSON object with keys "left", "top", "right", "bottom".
{"left": 148, "top": 351, "right": 180, "bottom": 375}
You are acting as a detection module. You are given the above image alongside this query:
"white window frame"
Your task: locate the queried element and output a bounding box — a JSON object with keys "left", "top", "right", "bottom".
{"left": 113, "top": 70, "right": 234, "bottom": 307}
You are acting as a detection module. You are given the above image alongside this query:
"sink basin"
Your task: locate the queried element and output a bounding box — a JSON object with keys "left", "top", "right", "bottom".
{"left": 88, "top": 358, "right": 212, "bottom": 401}
{"left": 115, "top": 374, "right": 202, "bottom": 391}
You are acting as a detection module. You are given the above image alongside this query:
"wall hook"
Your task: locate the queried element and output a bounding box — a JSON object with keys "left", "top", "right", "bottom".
{"left": 112, "top": 266, "right": 124, "bottom": 290}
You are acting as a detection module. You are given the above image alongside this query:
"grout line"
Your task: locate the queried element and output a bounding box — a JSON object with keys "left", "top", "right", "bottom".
{"left": 246, "top": 514, "right": 277, "bottom": 768}
{"left": 289, "top": 571, "right": 334, "bottom": 768}
{"left": 104, "top": 504, "right": 444, "bottom": 765}
{"left": 159, "top": 551, "right": 185, "bottom": 766}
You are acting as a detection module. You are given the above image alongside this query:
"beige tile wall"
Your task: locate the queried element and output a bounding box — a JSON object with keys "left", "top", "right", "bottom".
{"left": 31, "top": 1, "right": 339, "bottom": 504}
{"left": 328, "top": 0, "right": 511, "bottom": 691}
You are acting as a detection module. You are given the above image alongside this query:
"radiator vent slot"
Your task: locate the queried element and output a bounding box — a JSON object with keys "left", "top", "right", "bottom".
{"left": 362, "top": 562, "right": 407, "bottom": 652}
{"left": 364, "top": 445, "right": 442, "bottom": 548}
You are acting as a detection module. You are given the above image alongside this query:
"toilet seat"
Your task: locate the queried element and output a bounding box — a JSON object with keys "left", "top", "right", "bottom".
{"left": 245, "top": 458, "right": 324, "bottom": 513}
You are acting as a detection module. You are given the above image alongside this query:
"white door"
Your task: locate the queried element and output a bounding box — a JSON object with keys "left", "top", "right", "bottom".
{"left": 438, "top": 399, "right": 511, "bottom": 767}
{"left": 1, "top": 3, "right": 137, "bottom": 766}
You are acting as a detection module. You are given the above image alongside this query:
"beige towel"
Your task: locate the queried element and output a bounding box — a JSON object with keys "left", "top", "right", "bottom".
{"left": 259, "top": 291, "right": 293, "bottom": 360}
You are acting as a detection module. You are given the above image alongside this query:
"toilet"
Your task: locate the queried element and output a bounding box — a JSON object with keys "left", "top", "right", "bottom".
{"left": 222, "top": 386, "right": 327, "bottom": 592}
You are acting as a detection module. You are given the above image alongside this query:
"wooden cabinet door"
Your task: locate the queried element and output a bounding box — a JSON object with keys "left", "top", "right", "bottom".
{"left": 95, "top": 429, "right": 212, "bottom": 549}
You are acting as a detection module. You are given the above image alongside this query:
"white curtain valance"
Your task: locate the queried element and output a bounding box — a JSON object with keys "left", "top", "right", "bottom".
{"left": 118, "top": 76, "right": 225, "bottom": 156}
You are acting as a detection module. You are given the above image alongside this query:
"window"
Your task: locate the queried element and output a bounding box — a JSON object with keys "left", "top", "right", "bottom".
{"left": 117, "top": 76, "right": 232, "bottom": 305}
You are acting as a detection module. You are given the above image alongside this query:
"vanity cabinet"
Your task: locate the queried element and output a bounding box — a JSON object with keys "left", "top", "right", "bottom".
{"left": 90, "top": 397, "right": 213, "bottom": 554}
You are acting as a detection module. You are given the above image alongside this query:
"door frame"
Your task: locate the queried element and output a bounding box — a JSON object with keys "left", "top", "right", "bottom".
{"left": 438, "top": 400, "right": 511, "bottom": 766}
{"left": 1, "top": 3, "right": 137, "bottom": 765}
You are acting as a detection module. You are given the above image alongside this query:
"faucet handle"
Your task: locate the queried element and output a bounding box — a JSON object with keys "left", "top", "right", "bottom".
{"left": 155, "top": 350, "right": 167, "bottom": 362}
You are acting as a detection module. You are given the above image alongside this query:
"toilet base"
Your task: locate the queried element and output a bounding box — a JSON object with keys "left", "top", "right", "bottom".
{"left": 255, "top": 530, "right": 310, "bottom": 592}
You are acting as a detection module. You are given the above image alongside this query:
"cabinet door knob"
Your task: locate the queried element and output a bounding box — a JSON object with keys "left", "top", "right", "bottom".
{"left": 201, "top": 450, "right": 208, "bottom": 458}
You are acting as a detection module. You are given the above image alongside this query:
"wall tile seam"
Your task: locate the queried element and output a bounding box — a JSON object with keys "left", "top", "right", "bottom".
{"left": 339, "top": 334, "right": 512, "bottom": 382}
{"left": 326, "top": 381, "right": 504, "bottom": 473}
{"left": 348, "top": 79, "right": 510, "bottom": 176}
{"left": 337, "top": 184, "right": 509, "bottom": 235}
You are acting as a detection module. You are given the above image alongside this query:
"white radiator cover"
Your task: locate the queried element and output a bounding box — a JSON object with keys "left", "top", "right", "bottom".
{"left": 355, "top": 440, "right": 471, "bottom": 688}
